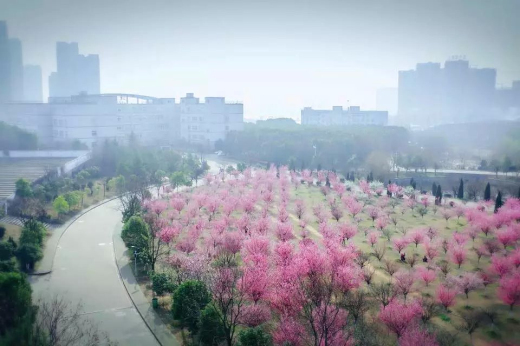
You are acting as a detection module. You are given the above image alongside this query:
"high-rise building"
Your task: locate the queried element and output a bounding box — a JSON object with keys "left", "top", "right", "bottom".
{"left": 23, "top": 65, "right": 43, "bottom": 102}
{"left": 398, "top": 59, "right": 497, "bottom": 126}
{"left": 8, "top": 38, "right": 24, "bottom": 102}
{"left": 0, "top": 21, "right": 10, "bottom": 103}
{"left": 49, "top": 42, "right": 100, "bottom": 98}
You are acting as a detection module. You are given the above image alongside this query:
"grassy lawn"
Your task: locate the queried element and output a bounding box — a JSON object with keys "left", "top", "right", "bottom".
{"left": 133, "top": 175, "right": 519, "bottom": 346}
{"left": 0, "top": 223, "right": 22, "bottom": 242}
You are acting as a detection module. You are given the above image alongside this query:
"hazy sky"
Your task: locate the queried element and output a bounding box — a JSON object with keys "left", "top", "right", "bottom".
{"left": 1, "top": 0, "right": 519, "bottom": 119}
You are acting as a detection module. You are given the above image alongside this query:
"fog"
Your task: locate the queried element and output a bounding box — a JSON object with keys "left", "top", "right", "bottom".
{"left": 1, "top": 0, "right": 519, "bottom": 119}
{"left": 2, "top": 2, "right": 520, "bottom": 345}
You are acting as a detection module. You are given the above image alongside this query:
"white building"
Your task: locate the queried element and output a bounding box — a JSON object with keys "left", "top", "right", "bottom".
{"left": 179, "top": 93, "right": 243, "bottom": 145}
{"left": 0, "top": 93, "right": 243, "bottom": 148}
{"left": 301, "top": 106, "right": 388, "bottom": 126}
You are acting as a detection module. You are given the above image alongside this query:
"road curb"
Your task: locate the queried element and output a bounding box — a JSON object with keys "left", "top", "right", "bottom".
{"left": 112, "top": 223, "right": 180, "bottom": 346}
{"left": 29, "top": 195, "right": 120, "bottom": 276}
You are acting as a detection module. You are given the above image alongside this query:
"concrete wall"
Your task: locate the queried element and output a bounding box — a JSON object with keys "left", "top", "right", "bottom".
{"left": 0, "top": 150, "right": 89, "bottom": 158}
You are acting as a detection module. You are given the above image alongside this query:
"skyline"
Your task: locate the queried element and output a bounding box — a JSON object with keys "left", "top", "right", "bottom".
{"left": 1, "top": 0, "right": 519, "bottom": 119}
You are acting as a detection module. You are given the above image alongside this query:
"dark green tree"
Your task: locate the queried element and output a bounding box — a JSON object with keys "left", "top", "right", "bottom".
{"left": 19, "top": 220, "right": 46, "bottom": 247}
{"left": 0, "top": 271, "right": 36, "bottom": 339}
{"left": 237, "top": 327, "right": 273, "bottom": 346}
{"left": 518, "top": 186, "right": 520, "bottom": 199}
{"left": 494, "top": 191, "right": 503, "bottom": 213}
{"left": 16, "top": 244, "right": 43, "bottom": 271}
{"left": 484, "top": 183, "right": 491, "bottom": 201}
{"left": 457, "top": 179, "right": 464, "bottom": 199}
{"left": 172, "top": 280, "right": 211, "bottom": 334}
{"left": 198, "top": 305, "right": 226, "bottom": 346}
{"left": 436, "top": 185, "right": 442, "bottom": 203}
{"left": 0, "top": 241, "right": 17, "bottom": 272}
{"left": 151, "top": 272, "right": 175, "bottom": 296}
{"left": 432, "top": 182, "right": 437, "bottom": 196}
{"left": 15, "top": 179, "right": 33, "bottom": 198}
{"left": 121, "top": 216, "right": 149, "bottom": 250}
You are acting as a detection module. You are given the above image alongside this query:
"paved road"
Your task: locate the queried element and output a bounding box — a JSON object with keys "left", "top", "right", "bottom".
{"left": 28, "top": 158, "right": 236, "bottom": 344}
{"left": 29, "top": 199, "right": 159, "bottom": 345}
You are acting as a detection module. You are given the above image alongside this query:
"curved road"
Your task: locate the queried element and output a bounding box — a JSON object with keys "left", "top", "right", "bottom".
{"left": 29, "top": 199, "right": 159, "bottom": 345}
{"left": 28, "top": 156, "right": 237, "bottom": 344}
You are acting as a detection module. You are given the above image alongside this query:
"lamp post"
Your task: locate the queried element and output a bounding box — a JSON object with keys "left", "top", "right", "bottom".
{"left": 131, "top": 246, "right": 138, "bottom": 274}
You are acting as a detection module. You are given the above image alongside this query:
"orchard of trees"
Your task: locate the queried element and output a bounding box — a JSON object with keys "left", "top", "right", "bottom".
{"left": 119, "top": 165, "right": 520, "bottom": 345}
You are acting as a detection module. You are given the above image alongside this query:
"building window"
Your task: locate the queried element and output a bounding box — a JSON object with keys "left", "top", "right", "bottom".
{"left": 92, "top": 130, "right": 97, "bottom": 137}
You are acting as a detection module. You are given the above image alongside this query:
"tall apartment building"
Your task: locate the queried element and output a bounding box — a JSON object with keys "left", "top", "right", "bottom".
{"left": 301, "top": 106, "right": 388, "bottom": 126}
{"left": 398, "top": 59, "right": 497, "bottom": 126}
{"left": 0, "top": 21, "right": 11, "bottom": 103}
{"left": 23, "top": 65, "right": 43, "bottom": 102}
{"left": 8, "top": 38, "right": 23, "bottom": 102}
{"left": 49, "top": 42, "right": 100, "bottom": 97}
{"left": 0, "top": 93, "right": 243, "bottom": 148}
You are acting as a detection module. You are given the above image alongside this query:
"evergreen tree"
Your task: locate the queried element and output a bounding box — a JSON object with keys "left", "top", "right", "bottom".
{"left": 494, "top": 191, "right": 503, "bottom": 213}
{"left": 325, "top": 176, "right": 331, "bottom": 188}
{"left": 432, "top": 182, "right": 437, "bottom": 196}
{"left": 457, "top": 179, "right": 464, "bottom": 199}
{"left": 517, "top": 186, "right": 520, "bottom": 199}
{"left": 369, "top": 172, "right": 374, "bottom": 182}
{"left": 436, "top": 185, "right": 442, "bottom": 203}
{"left": 484, "top": 182, "right": 491, "bottom": 201}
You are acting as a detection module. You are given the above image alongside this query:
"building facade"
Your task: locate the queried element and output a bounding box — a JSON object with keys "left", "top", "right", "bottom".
{"left": 301, "top": 106, "right": 388, "bottom": 126}
{"left": 0, "top": 93, "right": 243, "bottom": 148}
{"left": 23, "top": 65, "right": 43, "bottom": 102}
{"left": 398, "top": 59, "right": 497, "bottom": 126}
{"left": 0, "top": 21, "right": 11, "bottom": 103}
{"left": 49, "top": 42, "right": 100, "bottom": 98}
{"left": 179, "top": 93, "right": 244, "bottom": 145}
{"left": 8, "top": 38, "right": 23, "bottom": 102}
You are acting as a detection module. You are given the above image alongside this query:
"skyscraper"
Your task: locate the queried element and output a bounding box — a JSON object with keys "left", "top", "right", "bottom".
{"left": 9, "top": 38, "right": 24, "bottom": 102}
{"left": 23, "top": 65, "right": 43, "bottom": 102}
{"left": 49, "top": 42, "right": 100, "bottom": 98}
{"left": 398, "top": 59, "right": 497, "bottom": 126}
{"left": 0, "top": 21, "right": 10, "bottom": 103}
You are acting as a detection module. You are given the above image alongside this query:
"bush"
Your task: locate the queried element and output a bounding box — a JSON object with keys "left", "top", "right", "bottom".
{"left": 172, "top": 280, "right": 211, "bottom": 333}
{"left": 121, "top": 216, "right": 149, "bottom": 250}
{"left": 19, "top": 220, "right": 46, "bottom": 247}
{"left": 16, "top": 243, "right": 42, "bottom": 270}
{"left": 237, "top": 327, "right": 273, "bottom": 346}
{"left": 0, "top": 225, "right": 5, "bottom": 239}
{"left": 151, "top": 272, "right": 175, "bottom": 296}
{"left": 198, "top": 304, "right": 226, "bottom": 346}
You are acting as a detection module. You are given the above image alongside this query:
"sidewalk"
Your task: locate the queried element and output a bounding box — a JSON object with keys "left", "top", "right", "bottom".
{"left": 112, "top": 223, "right": 180, "bottom": 346}
{"left": 31, "top": 196, "right": 119, "bottom": 275}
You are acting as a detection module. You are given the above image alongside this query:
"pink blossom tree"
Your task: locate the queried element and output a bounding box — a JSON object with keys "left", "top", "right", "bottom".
{"left": 447, "top": 273, "right": 484, "bottom": 299}
{"left": 490, "top": 255, "right": 512, "bottom": 278}
{"left": 368, "top": 231, "right": 380, "bottom": 248}
{"left": 450, "top": 246, "right": 467, "bottom": 269}
{"left": 436, "top": 285, "right": 457, "bottom": 310}
{"left": 398, "top": 324, "right": 439, "bottom": 346}
{"left": 394, "top": 270, "right": 416, "bottom": 301}
{"left": 409, "top": 229, "right": 426, "bottom": 248}
{"left": 378, "top": 299, "right": 422, "bottom": 338}
{"left": 393, "top": 237, "right": 410, "bottom": 254}
{"left": 416, "top": 266, "right": 436, "bottom": 287}
{"left": 498, "top": 272, "right": 520, "bottom": 310}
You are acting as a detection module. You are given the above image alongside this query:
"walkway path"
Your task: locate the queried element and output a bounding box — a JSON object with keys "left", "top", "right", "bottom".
{"left": 29, "top": 199, "right": 161, "bottom": 345}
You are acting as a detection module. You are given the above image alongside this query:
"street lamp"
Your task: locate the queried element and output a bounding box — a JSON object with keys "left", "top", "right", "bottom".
{"left": 130, "top": 246, "right": 138, "bottom": 274}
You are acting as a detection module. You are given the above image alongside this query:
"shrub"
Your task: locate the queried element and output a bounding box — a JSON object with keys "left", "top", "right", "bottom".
{"left": 19, "top": 219, "right": 46, "bottom": 247}
{"left": 16, "top": 243, "right": 43, "bottom": 270}
{"left": 172, "top": 280, "right": 211, "bottom": 333}
{"left": 151, "top": 272, "right": 175, "bottom": 296}
{"left": 198, "top": 304, "right": 226, "bottom": 346}
{"left": 237, "top": 327, "right": 273, "bottom": 346}
{"left": 121, "top": 216, "right": 149, "bottom": 250}
{"left": 0, "top": 225, "right": 5, "bottom": 239}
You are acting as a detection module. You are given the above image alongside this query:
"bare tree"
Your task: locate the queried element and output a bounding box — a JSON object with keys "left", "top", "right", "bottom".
{"left": 456, "top": 310, "right": 485, "bottom": 344}
{"left": 342, "top": 290, "right": 371, "bottom": 324}
{"left": 35, "top": 295, "right": 117, "bottom": 346}
{"left": 369, "top": 282, "right": 397, "bottom": 308}
{"left": 383, "top": 259, "right": 398, "bottom": 276}
{"left": 372, "top": 243, "right": 387, "bottom": 262}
